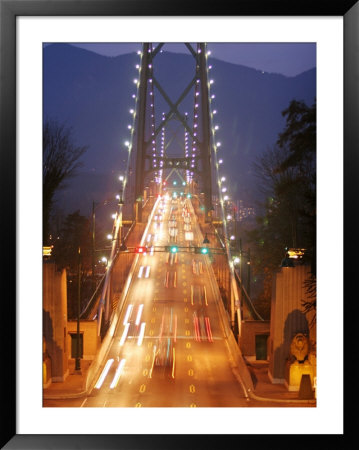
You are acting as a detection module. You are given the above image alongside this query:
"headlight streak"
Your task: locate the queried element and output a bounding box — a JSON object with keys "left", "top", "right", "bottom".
{"left": 110, "top": 359, "right": 126, "bottom": 389}
{"left": 204, "top": 286, "right": 208, "bottom": 306}
{"left": 174, "top": 314, "right": 177, "bottom": 343}
{"left": 94, "top": 358, "right": 114, "bottom": 389}
{"left": 119, "top": 322, "right": 130, "bottom": 346}
{"left": 138, "top": 266, "right": 144, "bottom": 278}
{"left": 123, "top": 304, "right": 133, "bottom": 325}
{"left": 149, "top": 345, "right": 157, "bottom": 378}
{"left": 135, "top": 304, "right": 144, "bottom": 325}
{"left": 137, "top": 322, "right": 146, "bottom": 346}
{"left": 145, "top": 266, "right": 151, "bottom": 278}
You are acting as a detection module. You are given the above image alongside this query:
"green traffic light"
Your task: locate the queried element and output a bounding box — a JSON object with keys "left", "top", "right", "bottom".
{"left": 170, "top": 246, "right": 178, "bottom": 253}
{"left": 201, "top": 247, "right": 209, "bottom": 254}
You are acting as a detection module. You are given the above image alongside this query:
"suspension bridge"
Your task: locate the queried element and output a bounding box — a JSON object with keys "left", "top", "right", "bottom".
{"left": 65, "top": 43, "right": 264, "bottom": 407}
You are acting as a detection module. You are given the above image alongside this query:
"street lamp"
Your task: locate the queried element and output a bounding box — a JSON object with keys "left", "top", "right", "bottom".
{"left": 92, "top": 189, "right": 125, "bottom": 290}
{"left": 237, "top": 238, "right": 251, "bottom": 298}
{"left": 75, "top": 246, "right": 82, "bottom": 372}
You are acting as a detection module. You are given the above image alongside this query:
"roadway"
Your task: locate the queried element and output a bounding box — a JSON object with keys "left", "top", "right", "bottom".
{"left": 47, "top": 193, "right": 250, "bottom": 407}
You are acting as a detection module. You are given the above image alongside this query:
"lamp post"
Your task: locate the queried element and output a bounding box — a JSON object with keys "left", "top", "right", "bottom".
{"left": 75, "top": 246, "right": 81, "bottom": 372}
{"left": 238, "top": 238, "right": 251, "bottom": 298}
{"left": 91, "top": 187, "right": 124, "bottom": 291}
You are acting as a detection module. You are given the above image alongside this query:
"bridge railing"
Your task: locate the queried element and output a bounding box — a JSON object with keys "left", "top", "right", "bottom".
{"left": 96, "top": 196, "right": 156, "bottom": 337}
{"left": 79, "top": 219, "right": 137, "bottom": 320}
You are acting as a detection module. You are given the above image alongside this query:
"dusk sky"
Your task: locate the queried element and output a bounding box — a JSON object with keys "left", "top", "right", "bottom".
{"left": 66, "top": 42, "right": 316, "bottom": 77}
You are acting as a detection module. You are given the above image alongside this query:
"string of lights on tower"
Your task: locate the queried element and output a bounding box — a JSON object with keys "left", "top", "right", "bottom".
{"left": 204, "top": 45, "right": 236, "bottom": 271}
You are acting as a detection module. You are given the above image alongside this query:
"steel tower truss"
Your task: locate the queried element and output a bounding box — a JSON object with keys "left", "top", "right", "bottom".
{"left": 134, "top": 43, "right": 213, "bottom": 222}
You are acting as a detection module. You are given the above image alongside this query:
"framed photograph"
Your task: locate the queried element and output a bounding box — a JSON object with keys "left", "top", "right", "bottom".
{"left": 1, "top": 0, "right": 356, "bottom": 448}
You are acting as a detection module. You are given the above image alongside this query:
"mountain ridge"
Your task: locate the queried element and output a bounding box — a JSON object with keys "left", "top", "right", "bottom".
{"left": 44, "top": 43, "right": 316, "bottom": 219}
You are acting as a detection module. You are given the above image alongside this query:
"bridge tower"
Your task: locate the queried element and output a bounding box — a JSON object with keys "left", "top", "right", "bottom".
{"left": 133, "top": 43, "right": 213, "bottom": 222}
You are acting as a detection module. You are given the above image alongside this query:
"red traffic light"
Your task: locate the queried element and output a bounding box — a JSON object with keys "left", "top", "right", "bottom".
{"left": 136, "top": 246, "right": 147, "bottom": 254}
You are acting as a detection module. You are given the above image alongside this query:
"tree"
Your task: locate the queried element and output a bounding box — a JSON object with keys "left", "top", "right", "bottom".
{"left": 52, "top": 210, "right": 92, "bottom": 273}
{"left": 52, "top": 210, "right": 92, "bottom": 319}
{"left": 43, "top": 119, "right": 87, "bottom": 245}
{"left": 247, "top": 99, "right": 316, "bottom": 310}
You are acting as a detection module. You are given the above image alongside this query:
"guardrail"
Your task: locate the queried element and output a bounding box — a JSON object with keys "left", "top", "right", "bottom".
{"left": 80, "top": 220, "right": 136, "bottom": 320}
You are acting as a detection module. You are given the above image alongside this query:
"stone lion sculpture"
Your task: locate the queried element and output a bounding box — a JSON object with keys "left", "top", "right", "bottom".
{"left": 290, "top": 333, "right": 309, "bottom": 363}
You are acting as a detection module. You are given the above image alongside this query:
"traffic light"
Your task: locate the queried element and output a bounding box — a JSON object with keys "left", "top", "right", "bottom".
{"left": 165, "top": 245, "right": 178, "bottom": 253}
{"left": 194, "top": 246, "right": 210, "bottom": 255}
{"left": 135, "top": 246, "right": 147, "bottom": 254}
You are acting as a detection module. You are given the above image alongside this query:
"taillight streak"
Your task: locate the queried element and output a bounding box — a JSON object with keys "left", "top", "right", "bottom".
{"left": 159, "top": 313, "right": 165, "bottom": 339}
{"left": 194, "top": 315, "right": 201, "bottom": 342}
{"left": 172, "top": 347, "right": 176, "bottom": 379}
{"left": 205, "top": 317, "right": 213, "bottom": 342}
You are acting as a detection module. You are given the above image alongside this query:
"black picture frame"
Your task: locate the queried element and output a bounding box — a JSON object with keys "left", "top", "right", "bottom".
{"left": 1, "top": 0, "right": 356, "bottom": 448}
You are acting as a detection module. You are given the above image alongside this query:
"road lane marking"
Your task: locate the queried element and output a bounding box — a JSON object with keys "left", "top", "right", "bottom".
{"left": 189, "top": 384, "right": 196, "bottom": 393}
{"left": 143, "top": 369, "right": 148, "bottom": 376}
{"left": 185, "top": 330, "right": 190, "bottom": 336}
{"left": 145, "top": 354, "right": 150, "bottom": 361}
{"left": 190, "top": 403, "right": 197, "bottom": 407}
{"left": 139, "top": 384, "right": 146, "bottom": 393}
{"left": 185, "top": 318, "right": 189, "bottom": 324}
{"left": 187, "top": 355, "right": 192, "bottom": 362}
{"left": 184, "top": 307, "right": 188, "bottom": 313}
{"left": 184, "top": 297, "right": 187, "bottom": 303}
{"left": 186, "top": 342, "right": 191, "bottom": 349}
{"left": 188, "top": 369, "right": 194, "bottom": 376}
{"left": 147, "top": 341, "right": 153, "bottom": 348}
{"left": 135, "top": 403, "right": 142, "bottom": 407}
